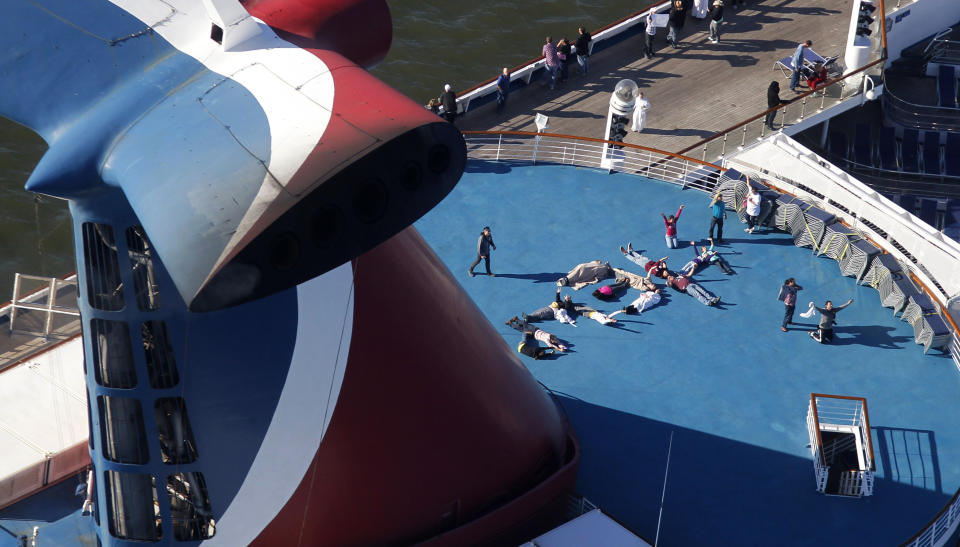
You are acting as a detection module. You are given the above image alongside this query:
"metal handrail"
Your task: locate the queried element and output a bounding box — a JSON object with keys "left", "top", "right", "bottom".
{"left": 441, "top": 1, "right": 673, "bottom": 114}
{"left": 677, "top": 0, "right": 889, "bottom": 159}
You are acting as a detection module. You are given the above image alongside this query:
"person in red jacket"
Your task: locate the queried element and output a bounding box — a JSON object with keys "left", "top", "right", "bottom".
{"left": 662, "top": 205, "right": 684, "bottom": 248}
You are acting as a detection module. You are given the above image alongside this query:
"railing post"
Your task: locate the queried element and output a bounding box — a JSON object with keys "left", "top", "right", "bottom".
{"left": 720, "top": 133, "right": 728, "bottom": 159}
{"left": 9, "top": 273, "right": 21, "bottom": 333}
{"left": 533, "top": 134, "right": 540, "bottom": 165}
{"left": 44, "top": 278, "right": 56, "bottom": 337}
{"left": 681, "top": 160, "right": 689, "bottom": 189}
{"left": 739, "top": 124, "right": 747, "bottom": 149}
{"left": 701, "top": 143, "right": 707, "bottom": 162}
{"left": 799, "top": 97, "right": 807, "bottom": 120}
{"left": 496, "top": 133, "right": 502, "bottom": 161}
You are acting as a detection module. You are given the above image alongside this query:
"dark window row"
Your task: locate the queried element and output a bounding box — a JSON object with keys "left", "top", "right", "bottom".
{"left": 104, "top": 470, "right": 215, "bottom": 542}
{"left": 83, "top": 223, "right": 161, "bottom": 312}
{"left": 91, "top": 319, "right": 178, "bottom": 389}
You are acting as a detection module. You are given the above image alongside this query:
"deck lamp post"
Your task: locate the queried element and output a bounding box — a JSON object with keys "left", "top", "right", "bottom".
{"left": 600, "top": 79, "right": 638, "bottom": 170}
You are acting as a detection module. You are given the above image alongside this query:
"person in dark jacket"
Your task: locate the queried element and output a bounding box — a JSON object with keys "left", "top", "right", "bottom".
{"left": 468, "top": 226, "right": 496, "bottom": 277}
{"left": 440, "top": 84, "right": 457, "bottom": 124}
{"left": 765, "top": 81, "right": 789, "bottom": 130}
{"left": 667, "top": 0, "right": 684, "bottom": 48}
{"left": 708, "top": 0, "right": 724, "bottom": 43}
{"left": 575, "top": 27, "right": 592, "bottom": 75}
{"left": 809, "top": 298, "right": 853, "bottom": 343}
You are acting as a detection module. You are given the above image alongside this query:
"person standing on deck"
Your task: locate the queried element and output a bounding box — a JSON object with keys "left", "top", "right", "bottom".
{"left": 631, "top": 92, "right": 650, "bottom": 132}
{"left": 662, "top": 205, "right": 685, "bottom": 248}
{"left": 543, "top": 37, "right": 560, "bottom": 90}
{"left": 765, "top": 80, "right": 789, "bottom": 130}
{"left": 496, "top": 67, "right": 511, "bottom": 113}
{"left": 468, "top": 226, "right": 496, "bottom": 277}
{"left": 744, "top": 186, "right": 762, "bottom": 233}
{"left": 557, "top": 38, "right": 572, "bottom": 84}
{"left": 789, "top": 40, "right": 813, "bottom": 91}
{"left": 575, "top": 27, "right": 592, "bottom": 75}
{"left": 708, "top": 0, "right": 724, "bottom": 44}
{"left": 708, "top": 191, "right": 726, "bottom": 242}
{"left": 777, "top": 278, "right": 803, "bottom": 332}
{"left": 810, "top": 298, "right": 853, "bottom": 343}
{"left": 667, "top": 0, "right": 684, "bottom": 48}
{"left": 440, "top": 84, "right": 457, "bottom": 124}
{"left": 643, "top": 10, "right": 657, "bottom": 59}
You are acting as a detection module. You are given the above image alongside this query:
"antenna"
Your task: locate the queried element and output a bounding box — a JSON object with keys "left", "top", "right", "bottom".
{"left": 654, "top": 430, "right": 674, "bottom": 547}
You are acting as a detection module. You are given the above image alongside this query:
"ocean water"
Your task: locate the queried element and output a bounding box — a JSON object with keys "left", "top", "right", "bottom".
{"left": 0, "top": 1, "right": 645, "bottom": 297}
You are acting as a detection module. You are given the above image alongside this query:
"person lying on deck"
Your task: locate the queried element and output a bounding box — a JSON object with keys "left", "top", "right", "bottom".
{"left": 665, "top": 273, "right": 720, "bottom": 306}
{"left": 505, "top": 316, "right": 568, "bottom": 352}
{"left": 516, "top": 330, "right": 556, "bottom": 360}
{"left": 609, "top": 290, "right": 663, "bottom": 317}
{"left": 524, "top": 288, "right": 617, "bottom": 325}
{"left": 619, "top": 243, "right": 672, "bottom": 279}
{"left": 592, "top": 277, "right": 631, "bottom": 301}
{"left": 557, "top": 260, "right": 615, "bottom": 289}
{"left": 681, "top": 239, "right": 734, "bottom": 275}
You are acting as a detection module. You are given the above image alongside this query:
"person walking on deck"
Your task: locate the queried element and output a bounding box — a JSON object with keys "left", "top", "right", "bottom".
{"left": 468, "top": 226, "right": 496, "bottom": 277}
{"left": 810, "top": 298, "right": 853, "bottom": 343}
{"left": 777, "top": 278, "right": 803, "bottom": 331}
{"left": 708, "top": 191, "right": 726, "bottom": 242}
{"left": 543, "top": 36, "right": 560, "bottom": 90}
{"left": 662, "top": 205, "right": 685, "bottom": 248}
{"left": 708, "top": 0, "right": 724, "bottom": 43}
{"left": 789, "top": 40, "right": 813, "bottom": 91}
{"left": 575, "top": 27, "right": 592, "bottom": 75}
{"left": 643, "top": 10, "right": 657, "bottom": 59}
{"left": 496, "top": 67, "right": 511, "bottom": 113}
{"left": 631, "top": 92, "right": 650, "bottom": 132}
{"left": 440, "top": 84, "right": 457, "bottom": 124}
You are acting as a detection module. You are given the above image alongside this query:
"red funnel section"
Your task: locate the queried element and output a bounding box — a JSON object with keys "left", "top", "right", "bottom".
{"left": 241, "top": 0, "right": 392, "bottom": 68}
{"left": 252, "top": 228, "right": 579, "bottom": 545}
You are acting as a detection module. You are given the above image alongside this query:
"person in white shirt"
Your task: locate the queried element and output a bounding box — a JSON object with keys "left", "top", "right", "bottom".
{"left": 631, "top": 92, "right": 650, "bottom": 132}
{"left": 744, "top": 185, "right": 762, "bottom": 233}
{"left": 609, "top": 290, "right": 662, "bottom": 317}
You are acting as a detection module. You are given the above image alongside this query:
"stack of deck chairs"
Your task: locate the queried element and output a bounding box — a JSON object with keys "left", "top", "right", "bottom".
{"left": 899, "top": 287, "right": 953, "bottom": 354}
{"left": 773, "top": 195, "right": 836, "bottom": 251}
{"left": 716, "top": 169, "right": 779, "bottom": 228}
{"left": 818, "top": 223, "right": 881, "bottom": 282}
{"left": 861, "top": 254, "right": 910, "bottom": 314}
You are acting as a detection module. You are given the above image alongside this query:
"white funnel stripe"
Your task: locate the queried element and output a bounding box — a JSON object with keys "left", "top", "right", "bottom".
{"left": 109, "top": 0, "right": 335, "bottom": 286}
{"left": 205, "top": 263, "right": 354, "bottom": 546}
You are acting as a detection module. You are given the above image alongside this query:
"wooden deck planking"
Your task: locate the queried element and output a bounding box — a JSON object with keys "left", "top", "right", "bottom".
{"left": 459, "top": 0, "right": 854, "bottom": 155}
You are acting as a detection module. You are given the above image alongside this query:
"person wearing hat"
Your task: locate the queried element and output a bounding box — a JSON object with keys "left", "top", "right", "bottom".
{"left": 468, "top": 226, "right": 496, "bottom": 277}
{"left": 708, "top": 0, "right": 724, "bottom": 44}
{"left": 440, "top": 84, "right": 457, "bottom": 123}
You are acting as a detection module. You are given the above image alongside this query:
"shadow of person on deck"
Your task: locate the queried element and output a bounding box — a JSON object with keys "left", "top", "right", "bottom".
{"left": 494, "top": 272, "right": 566, "bottom": 283}
{"left": 829, "top": 325, "right": 915, "bottom": 349}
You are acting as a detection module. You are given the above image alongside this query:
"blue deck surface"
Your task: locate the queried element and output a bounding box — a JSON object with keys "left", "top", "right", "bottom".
{"left": 415, "top": 162, "right": 960, "bottom": 545}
